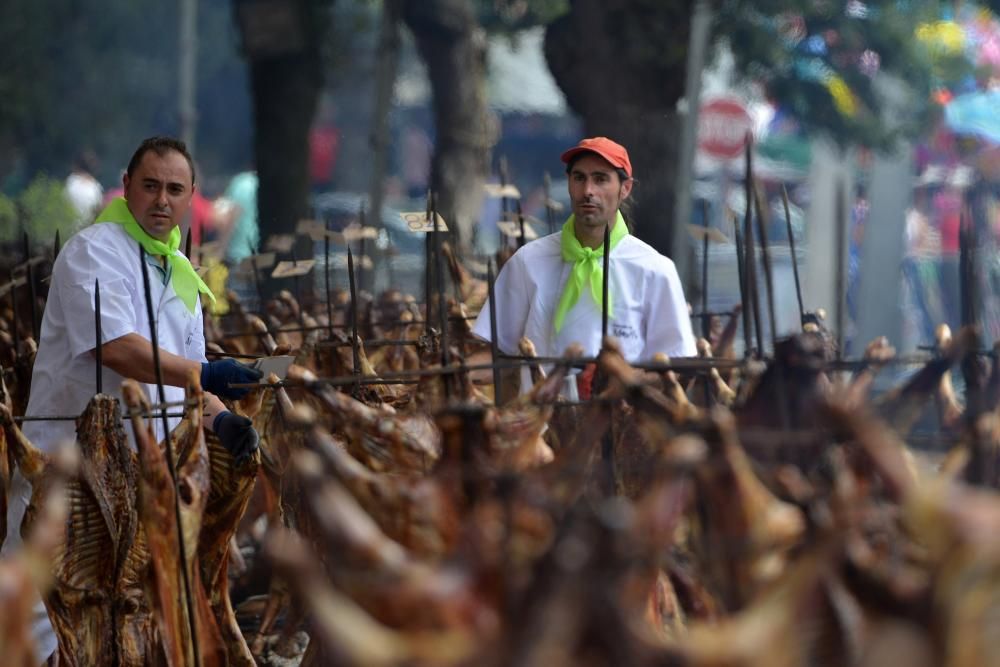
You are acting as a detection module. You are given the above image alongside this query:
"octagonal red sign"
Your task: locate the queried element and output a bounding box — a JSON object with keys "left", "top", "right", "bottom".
{"left": 698, "top": 98, "right": 753, "bottom": 160}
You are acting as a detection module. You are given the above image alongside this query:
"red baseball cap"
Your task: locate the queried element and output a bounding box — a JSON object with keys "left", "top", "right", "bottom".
{"left": 560, "top": 137, "right": 632, "bottom": 179}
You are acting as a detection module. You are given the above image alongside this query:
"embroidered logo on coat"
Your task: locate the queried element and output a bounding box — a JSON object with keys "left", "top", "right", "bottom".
{"left": 612, "top": 322, "right": 640, "bottom": 341}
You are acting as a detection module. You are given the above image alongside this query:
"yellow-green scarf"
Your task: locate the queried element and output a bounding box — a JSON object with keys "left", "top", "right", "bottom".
{"left": 94, "top": 197, "right": 215, "bottom": 314}
{"left": 553, "top": 211, "right": 628, "bottom": 333}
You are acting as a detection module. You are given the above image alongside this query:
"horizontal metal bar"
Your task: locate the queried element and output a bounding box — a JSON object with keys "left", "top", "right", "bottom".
{"left": 689, "top": 309, "right": 741, "bottom": 319}
{"left": 205, "top": 350, "right": 268, "bottom": 360}
{"left": 231, "top": 377, "right": 423, "bottom": 390}
{"left": 316, "top": 338, "right": 421, "bottom": 348}
{"left": 12, "top": 256, "right": 48, "bottom": 271}
{"left": 215, "top": 315, "right": 479, "bottom": 339}
{"left": 123, "top": 409, "right": 198, "bottom": 420}
{"left": 15, "top": 411, "right": 188, "bottom": 422}
{"left": 12, "top": 398, "right": 197, "bottom": 424}
{"left": 0, "top": 277, "right": 28, "bottom": 298}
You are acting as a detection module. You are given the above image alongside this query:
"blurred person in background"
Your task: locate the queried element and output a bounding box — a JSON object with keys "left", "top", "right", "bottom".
{"left": 181, "top": 163, "right": 227, "bottom": 247}
{"left": 218, "top": 168, "right": 260, "bottom": 307}
{"left": 903, "top": 168, "right": 945, "bottom": 346}
{"left": 221, "top": 169, "right": 259, "bottom": 266}
{"left": 936, "top": 168, "right": 968, "bottom": 331}
{"left": 401, "top": 122, "right": 433, "bottom": 200}
{"left": 310, "top": 96, "right": 341, "bottom": 193}
{"left": 64, "top": 150, "right": 103, "bottom": 231}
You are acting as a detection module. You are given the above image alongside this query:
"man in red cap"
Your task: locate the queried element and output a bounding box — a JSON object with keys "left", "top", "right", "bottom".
{"left": 473, "top": 136, "right": 695, "bottom": 396}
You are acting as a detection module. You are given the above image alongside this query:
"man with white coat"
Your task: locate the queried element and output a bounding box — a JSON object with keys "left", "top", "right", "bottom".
{"left": 472, "top": 136, "right": 696, "bottom": 394}
{"left": 3, "top": 136, "right": 261, "bottom": 663}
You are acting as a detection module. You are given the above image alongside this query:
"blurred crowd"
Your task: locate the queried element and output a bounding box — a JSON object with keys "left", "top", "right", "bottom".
{"left": 899, "top": 162, "right": 1000, "bottom": 347}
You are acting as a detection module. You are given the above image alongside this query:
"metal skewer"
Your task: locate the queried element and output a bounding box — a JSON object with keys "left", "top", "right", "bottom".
{"left": 347, "top": 247, "right": 362, "bottom": 398}
{"left": 433, "top": 194, "right": 451, "bottom": 398}
{"left": 249, "top": 240, "right": 264, "bottom": 312}
{"left": 959, "top": 201, "right": 978, "bottom": 330}
{"left": 835, "top": 180, "right": 847, "bottom": 359}
{"left": 516, "top": 199, "right": 526, "bottom": 249}
{"left": 138, "top": 246, "right": 201, "bottom": 667}
{"left": 743, "top": 140, "right": 763, "bottom": 357}
{"left": 9, "top": 268, "right": 21, "bottom": 354}
{"left": 781, "top": 185, "right": 805, "bottom": 326}
{"left": 699, "top": 199, "right": 711, "bottom": 339}
{"left": 733, "top": 214, "right": 750, "bottom": 358}
{"left": 289, "top": 246, "right": 306, "bottom": 329}
{"left": 753, "top": 182, "right": 789, "bottom": 428}
{"left": 602, "top": 222, "right": 611, "bottom": 340}
{"left": 359, "top": 204, "right": 368, "bottom": 282}
{"left": 324, "top": 221, "right": 334, "bottom": 338}
{"left": 23, "top": 233, "right": 38, "bottom": 342}
{"left": 753, "top": 183, "right": 779, "bottom": 352}
{"left": 424, "top": 191, "right": 434, "bottom": 338}
{"left": 487, "top": 259, "right": 501, "bottom": 403}
{"left": 95, "top": 279, "right": 102, "bottom": 395}
{"left": 543, "top": 171, "right": 556, "bottom": 235}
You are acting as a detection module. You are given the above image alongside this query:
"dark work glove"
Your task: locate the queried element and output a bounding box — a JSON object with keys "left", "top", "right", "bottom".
{"left": 200, "top": 359, "right": 262, "bottom": 400}
{"left": 213, "top": 411, "right": 259, "bottom": 464}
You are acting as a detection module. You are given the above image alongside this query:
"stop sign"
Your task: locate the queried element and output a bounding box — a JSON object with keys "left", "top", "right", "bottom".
{"left": 698, "top": 98, "right": 753, "bottom": 160}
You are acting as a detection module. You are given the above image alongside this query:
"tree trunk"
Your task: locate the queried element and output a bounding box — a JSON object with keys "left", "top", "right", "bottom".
{"left": 251, "top": 56, "right": 319, "bottom": 245}
{"left": 237, "top": 0, "right": 330, "bottom": 291}
{"left": 403, "top": 0, "right": 493, "bottom": 253}
{"left": 544, "top": 0, "right": 692, "bottom": 259}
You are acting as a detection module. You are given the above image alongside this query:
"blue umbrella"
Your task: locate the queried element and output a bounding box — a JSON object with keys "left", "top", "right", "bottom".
{"left": 944, "top": 89, "right": 1000, "bottom": 144}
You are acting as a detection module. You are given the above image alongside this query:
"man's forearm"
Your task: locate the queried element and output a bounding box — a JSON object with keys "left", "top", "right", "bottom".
{"left": 98, "top": 333, "right": 230, "bottom": 431}
{"left": 96, "top": 333, "right": 202, "bottom": 387}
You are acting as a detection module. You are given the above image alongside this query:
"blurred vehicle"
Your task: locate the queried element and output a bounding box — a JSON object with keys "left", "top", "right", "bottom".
{"left": 310, "top": 191, "right": 426, "bottom": 292}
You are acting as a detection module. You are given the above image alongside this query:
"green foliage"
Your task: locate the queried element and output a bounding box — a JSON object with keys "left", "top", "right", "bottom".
{"left": 0, "top": 195, "right": 17, "bottom": 240}
{"left": 717, "top": 1, "right": 951, "bottom": 150}
{"left": 10, "top": 176, "right": 77, "bottom": 244}
{"left": 0, "top": 0, "right": 252, "bottom": 189}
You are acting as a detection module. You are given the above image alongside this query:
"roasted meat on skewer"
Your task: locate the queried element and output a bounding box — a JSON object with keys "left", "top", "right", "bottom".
{"left": 0, "top": 444, "right": 73, "bottom": 667}
{"left": 293, "top": 366, "right": 441, "bottom": 473}
{"left": 307, "top": 423, "right": 459, "bottom": 559}
{"left": 123, "top": 376, "right": 227, "bottom": 667}
{"left": 692, "top": 409, "right": 806, "bottom": 610}
{"left": 3, "top": 394, "right": 150, "bottom": 666}
{"left": 875, "top": 326, "right": 976, "bottom": 436}
{"left": 292, "top": 449, "right": 496, "bottom": 634}
{"left": 265, "top": 526, "right": 477, "bottom": 667}
{"left": 196, "top": 427, "right": 259, "bottom": 666}
{"left": 842, "top": 336, "right": 896, "bottom": 409}
{"left": 441, "top": 241, "right": 488, "bottom": 313}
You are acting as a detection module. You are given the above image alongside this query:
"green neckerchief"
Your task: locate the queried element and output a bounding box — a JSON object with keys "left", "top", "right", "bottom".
{"left": 553, "top": 211, "right": 628, "bottom": 333}
{"left": 94, "top": 197, "right": 215, "bottom": 314}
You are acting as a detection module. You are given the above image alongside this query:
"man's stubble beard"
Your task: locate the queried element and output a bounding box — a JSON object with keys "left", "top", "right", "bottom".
{"left": 577, "top": 192, "right": 623, "bottom": 229}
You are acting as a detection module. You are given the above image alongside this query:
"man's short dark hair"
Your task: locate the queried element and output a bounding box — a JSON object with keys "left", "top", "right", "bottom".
{"left": 126, "top": 136, "right": 196, "bottom": 185}
{"left": 564, "top": 152, "right": 630, "bottom": 184}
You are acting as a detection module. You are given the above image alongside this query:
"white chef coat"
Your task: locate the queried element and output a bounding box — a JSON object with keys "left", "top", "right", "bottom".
{"left": 23, "top": 221, "right": 206, "bottom": 451}
{"left": 473, "top": 230, "right": 696, "bottom": 390}
{"left": 2, "top": 222, "right": 206, "bottom": 661}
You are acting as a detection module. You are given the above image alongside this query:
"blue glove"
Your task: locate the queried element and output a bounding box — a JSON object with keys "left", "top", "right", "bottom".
{"left": 213, "top": 411, "right": 259, "bottom": 464}
{"left": 200, "top": 359, "right": 262, "bottom": 400}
